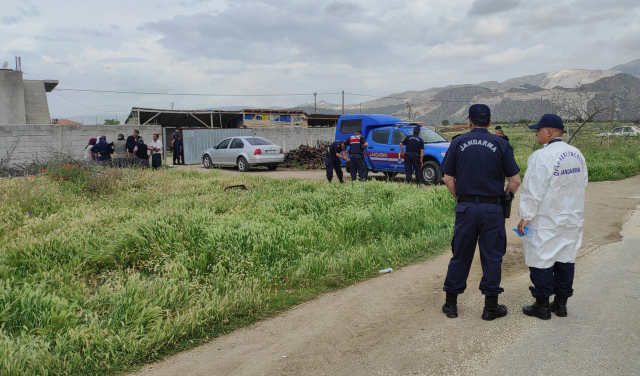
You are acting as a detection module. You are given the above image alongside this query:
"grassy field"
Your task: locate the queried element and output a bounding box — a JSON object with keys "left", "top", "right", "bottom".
{"left": 442, "top": 122, "right": 640, "bottom": 181}
{"left": 0, "top": 168, "right": 456, "bottom": 375}
{"left": 1, "top": 122, "right": 639, "bottom": 375}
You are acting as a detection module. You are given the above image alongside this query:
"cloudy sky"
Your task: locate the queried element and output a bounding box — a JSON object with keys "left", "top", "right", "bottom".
{"left": 1, "top": 0, "right": 639, "bottom": 121}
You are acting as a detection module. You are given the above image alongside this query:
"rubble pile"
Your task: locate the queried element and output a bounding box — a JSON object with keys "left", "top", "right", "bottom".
{"left": 282, "top": 142, "right": 332, "bottom": 169}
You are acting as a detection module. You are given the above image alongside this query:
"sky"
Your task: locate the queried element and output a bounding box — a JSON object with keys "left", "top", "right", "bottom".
{"left": 1, "top": 0, "right": 639, "bottom": 121}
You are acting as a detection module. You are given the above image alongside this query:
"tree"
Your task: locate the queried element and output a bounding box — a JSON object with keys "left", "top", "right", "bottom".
{"left": 441, "top": 119, "right": 450, "bottom": 126}
{"left": 551, "top": 84, "right": 612, "bottom": 144}
{"left": 104, "top": 119, "right": 120, "bottom": 125}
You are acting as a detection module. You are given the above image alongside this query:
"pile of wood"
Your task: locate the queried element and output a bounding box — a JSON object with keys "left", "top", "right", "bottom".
{"left": 282, "top": 142, "right": 332, "bottom": 169}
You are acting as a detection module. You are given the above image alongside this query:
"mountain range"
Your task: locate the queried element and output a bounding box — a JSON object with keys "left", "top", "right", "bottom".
{"left": 292, "top": 58, "right": 640, "bottom": 123}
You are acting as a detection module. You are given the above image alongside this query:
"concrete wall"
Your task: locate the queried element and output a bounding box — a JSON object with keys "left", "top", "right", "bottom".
{"left": 0, "top": 124, "right": 161, "bottom": 164}
{"left": 0, "top": 124, "right": 333, "bottom": 165}
{"left": 23, "top": 80, "right": 52, "bottom": 124}
{"left": 251, "top": 127, "right": 335, "bottom": 152}
{"left": 0, "top": 70, "right": 26, "bottom": 125}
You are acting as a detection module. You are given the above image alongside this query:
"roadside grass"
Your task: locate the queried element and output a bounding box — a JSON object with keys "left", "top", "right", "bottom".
{"left": 442, "top": 122, "right": 640, "bottom": 181}
{"left": 2, "top": 123, "right": 639, "bottom": 375}
{"left": 0, "top": 169, "right": 455, "bottom": 376}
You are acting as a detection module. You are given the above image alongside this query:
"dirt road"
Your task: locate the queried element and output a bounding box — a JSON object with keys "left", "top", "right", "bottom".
{"left": 132, "top": 175, "right": 640, "bottom": 376}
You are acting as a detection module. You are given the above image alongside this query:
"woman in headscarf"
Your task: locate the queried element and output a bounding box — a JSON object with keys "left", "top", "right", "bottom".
{"left": 112, "top": 133, "right": 128, "bottom": 167}
{"left": 91, "top": 135, "right": 115, "bottom": 166}
{"left": 84, "top": 138, "right": 97, "bottom": 161}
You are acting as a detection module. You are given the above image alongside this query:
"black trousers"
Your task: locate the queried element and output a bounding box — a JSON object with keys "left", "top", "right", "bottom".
{"left": 404, "top": 152, "right": 422, "bottom": 182}
{"left": 325, "top": 158, "right": 343, "bottom": 181}
{"left": 444, "top": 202, "right": 507, "bottom": 296}
{"left": 152, "top": 154, "right": 162, "bottom": 169}
{"left": 173, "top": 148, "right": 182, "bottom": 165}
{"left": 350, "top": 154, "right": 366, "bottom": 181}
{"left": 529, "top": 262, "right": 575, "bottom": 298}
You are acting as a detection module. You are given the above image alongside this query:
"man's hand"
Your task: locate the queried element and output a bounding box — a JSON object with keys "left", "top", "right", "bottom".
{"left": 518, "top": 219, "right": 528, "bottom": 235}
{"left": 346, "top": 158, "right": 350, "bottom": 163}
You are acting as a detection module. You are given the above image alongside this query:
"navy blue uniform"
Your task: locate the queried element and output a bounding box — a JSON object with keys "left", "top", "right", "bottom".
{"left": 441, "top": 128, "right": 519, "bottom": 296}
{"left": 173, "top": 138, "right": 183, "bottom": 165}
{"left": 343, "top": 135, "right": 367, "bottom": 181}
{"left": 400, "top": 135, "right": 425, "bottom": 183}
{"left": 325, "top": 140, "right": 345, "bottom": 182}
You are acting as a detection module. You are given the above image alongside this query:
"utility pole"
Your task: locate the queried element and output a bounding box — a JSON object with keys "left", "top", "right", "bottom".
{"left": 406, "top": 102, "right": 412, "bottom": 121}
{"left": 609, "top": 94, "right": 616, "bottom": 147}
{"left": 360, "top": 103, "right": 362, "bottom": 114}
{"left": 342, "top": 90, "right": 344, "bottom": 115}
{"left": 314, "top": 92, "right": 317, "bottom": 114}
{"left": 171, "top": 102, "right": 174, "bottom": 110}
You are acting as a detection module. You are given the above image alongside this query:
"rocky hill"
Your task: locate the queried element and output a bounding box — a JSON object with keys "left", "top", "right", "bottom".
{"left": 292, "top": 59, "right": 640, "bottom": 123}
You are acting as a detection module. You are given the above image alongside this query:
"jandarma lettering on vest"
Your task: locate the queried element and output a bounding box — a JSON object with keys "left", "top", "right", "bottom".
{"left": 553, "top": 151, "right": 584, "bottom": 176}
{"left": 459, "top": 139, "right": 497, "bottom": 152}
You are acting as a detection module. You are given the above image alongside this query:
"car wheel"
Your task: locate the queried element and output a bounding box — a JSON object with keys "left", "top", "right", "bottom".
{"left": 421, "top": 161, "right": 441, "bottom": 185}
{"left": 383, "top": 171, "right": 397, "bottom": 180}
{"left": 237, "top": 156, "right": 249, "bottom": 172}
{"left": 203, "top": 155, "right": 212, "bottom": 169}
{"left": 268, "top": 164, "right": 278, "bottom": 171}
{"left": 345, "top": 161, "right": 350, "bottom": 173}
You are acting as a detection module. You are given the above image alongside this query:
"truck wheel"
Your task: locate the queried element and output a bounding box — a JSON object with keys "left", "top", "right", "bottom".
{"left": 383, "top": 171, "right": 397, "bottom": 180}
{"left": 421, "top": 161, "right": 441, "bottom": 185}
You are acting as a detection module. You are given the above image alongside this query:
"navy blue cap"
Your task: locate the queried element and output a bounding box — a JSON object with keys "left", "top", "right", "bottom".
{"left": 469, "top": 104, "right": 491, "bottom": 119}
{"left": 529, "top": 114, "right": 564, "bottom": 130}
{"left": 413, "top": 126, "right": 421, "bottom": 134}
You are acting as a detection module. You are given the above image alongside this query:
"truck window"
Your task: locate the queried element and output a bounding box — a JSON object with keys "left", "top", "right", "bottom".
{"left": 371, "top": 130, "right": 390, "bottom": 144}
{"left": 340, "top": 119, "right": 363, "bottom": 134}
{"left": 391, "top": 130, "right": 405, "bottom": 145}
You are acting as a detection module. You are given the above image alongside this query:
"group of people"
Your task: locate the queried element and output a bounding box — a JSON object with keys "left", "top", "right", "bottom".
{"left": 83, "top": 130, "right": 164, "bottom": 169}
{"left": 441, "top": 104, "right": 587, "bottom": 321}
{"left": 324, "top": 126, "right": 427, "bottom": 184}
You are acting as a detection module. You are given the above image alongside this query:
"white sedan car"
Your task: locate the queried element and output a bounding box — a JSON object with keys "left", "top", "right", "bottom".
{"left": 202, "top": 136, "right": 284, "bottom": 172}
{"left": 596, "top": 126, "right": 640, "bottom": 137}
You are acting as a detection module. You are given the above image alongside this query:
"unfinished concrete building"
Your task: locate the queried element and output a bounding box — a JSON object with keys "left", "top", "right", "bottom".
{"left": 0, "top": 64, "right": 58, "bottom": 125}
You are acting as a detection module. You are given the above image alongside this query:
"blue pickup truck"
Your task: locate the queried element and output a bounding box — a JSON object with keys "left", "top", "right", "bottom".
{"left": 335, "top": 114, "right": 450, "bottom": 184}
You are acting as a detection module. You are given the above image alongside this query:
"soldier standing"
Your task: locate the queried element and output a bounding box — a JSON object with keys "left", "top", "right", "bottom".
{"left": 441, "top": 104, "right": 521, "bottom": 320}
{"left": 342, "top": 130, "right": 368, "bottom": 181}
{"left": 325, "top": 139, "right": 348, "bottom": 183}
{"left": 399, "top": 126, "right": 425, "bottom": 186}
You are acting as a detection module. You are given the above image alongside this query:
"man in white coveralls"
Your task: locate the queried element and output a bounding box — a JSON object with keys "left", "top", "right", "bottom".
{"left": 517, "top": 114, "right": 588, "bottom": 320}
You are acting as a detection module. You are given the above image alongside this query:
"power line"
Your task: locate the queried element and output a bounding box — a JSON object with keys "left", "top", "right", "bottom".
{"left": 54, "top": 88, "right": 317, "bottom": 97}
{"left": 52, "top": 91, "right": 127, "bottom": 113}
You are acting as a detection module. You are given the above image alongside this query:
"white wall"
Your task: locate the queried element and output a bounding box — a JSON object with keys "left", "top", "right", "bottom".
{"left": 0, "top": 124, "right": 162, "bottom": 164}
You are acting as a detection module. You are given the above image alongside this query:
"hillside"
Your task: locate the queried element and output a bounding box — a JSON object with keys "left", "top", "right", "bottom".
{"left": 292, "top": 59, "right": 640, "bottom": 124}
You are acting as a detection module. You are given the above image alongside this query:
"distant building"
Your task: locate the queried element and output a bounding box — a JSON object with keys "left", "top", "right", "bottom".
{"left": 0, "top": 66, "right": 58, "bottom": 125}
{"left": 51, "top": 118, "right": 82, "bottom": 125}
{"left": 124, "top": 107, "right": 339, "bottom": 129}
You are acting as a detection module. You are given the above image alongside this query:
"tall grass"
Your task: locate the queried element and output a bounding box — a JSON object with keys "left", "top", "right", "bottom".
{"left": 0, "top": 170, "right": 456, "bottom": 375}
{"left": 443, "top": 123, "right": 640, "bottom": 181}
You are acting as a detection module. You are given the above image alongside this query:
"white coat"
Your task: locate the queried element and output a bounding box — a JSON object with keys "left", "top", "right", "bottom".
{"left": 519, "top": 139, "right": 588, "bottom": 269}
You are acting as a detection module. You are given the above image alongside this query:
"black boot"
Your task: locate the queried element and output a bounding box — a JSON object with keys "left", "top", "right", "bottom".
{"left": 550, "top": 295, "right": 568, "bottom": 317}
{"left": 327, "top": 179, "right": 332, "bottom": 183}
{"left": 442, "top": 292, "right": 458, "bottom": 318}
{"left": 523, "top": 297, "right": 551, "bottom": 320}
{"left": 481, "top": 295, "right": 508, "bottom": 321}
{"left": 339, "top": 178, "right": 345, "bottom": 184}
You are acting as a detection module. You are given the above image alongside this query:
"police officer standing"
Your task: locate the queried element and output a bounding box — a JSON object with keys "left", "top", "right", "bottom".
{"left": 441, "top": 104, "right": 521, "bottom": 320}
{"left": 342, "top": 130, "right": 368, "bottom": 181}
{"left": 399, "top": 126, "right": 425, "bottom": 186}
{"left": 325, "top": 139, "right": 348, "bottom": 183}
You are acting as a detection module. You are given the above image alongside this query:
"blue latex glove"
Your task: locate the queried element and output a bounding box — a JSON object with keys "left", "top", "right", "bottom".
{"left": 513, "top": 227, "right": 529, "bottom": 237}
